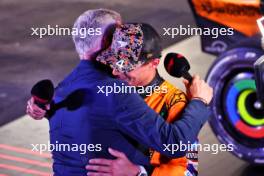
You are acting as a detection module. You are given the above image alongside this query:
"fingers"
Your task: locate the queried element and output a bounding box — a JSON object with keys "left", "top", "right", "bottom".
{"left": 87, "top": 172, "right": 111, "bottom": 176}
{"left": 86, "top": 164, "right": 112, "bottom": 173}
{"left": 26, "top": 98, "right": 46, "bottom": 120}
{"left": 108, "top": 148, "right": 126, "bottom": 159}
{"left": 45, "top": 104, "right": 50, "bottom": 111}
{"left": 186, "top": 74, "right": 208, "bottom": 94}
{"left": 192, "top": 74, "right": 200, "bottom": 81}
{"left": 182, "top": 79, "right": 189, "bottom": 86}
{"left": 27, "top": 103, "right": 45, "bottom": 116}
{"left": 191, "top": 74, "right": 203, "bottom": 85}
{"left": 207, "top": 85, "right": 214, "bottom": 104}
{"left": 210, "top": 86, "right": 213, "bottom": 94}
{"left": 27, "top": 99, "right": 44, "bottom": 113}
{"left": 26, "top": 105, "right": 40, "bottom": 119}
{"left": 87, "top": 150, "right": 136, "bottom": 176}
{"left": 27, "top": 105, "right": 44, "bottom": 116}
{"left": 89, "top": 158, "right": 113, "bottom": 166}
{"left": 29, "top": 97, "right": 34, "bottom": 104}
{"left": 186, "top": 74, "right": 213, "bottom": 104}
{"left": 86, "top": 159, "right": 113, "bottom": 176}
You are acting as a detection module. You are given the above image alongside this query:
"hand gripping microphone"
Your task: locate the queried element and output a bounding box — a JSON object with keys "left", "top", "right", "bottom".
{"left": 31, "top": 79, "right": 54, "bottom": 110}
{"left": 164, "top": 52, "right": 193, "bottom": 82}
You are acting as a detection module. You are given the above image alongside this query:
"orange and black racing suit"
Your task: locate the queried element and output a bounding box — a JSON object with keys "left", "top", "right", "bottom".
{"left": 139, "top": 73, "right": 198, "bottom": 176}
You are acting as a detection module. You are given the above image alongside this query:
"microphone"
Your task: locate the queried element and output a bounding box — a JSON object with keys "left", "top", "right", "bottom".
{"left": 31, "top": 79, "right": 54, "bottom": 110}
{"left": 164, "top": 53, "right": 193, "bottom": 82}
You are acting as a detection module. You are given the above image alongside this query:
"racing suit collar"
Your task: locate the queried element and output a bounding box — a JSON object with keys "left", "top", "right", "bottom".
{"left": 138, "top": 71, "right": 164, "bottom": 98}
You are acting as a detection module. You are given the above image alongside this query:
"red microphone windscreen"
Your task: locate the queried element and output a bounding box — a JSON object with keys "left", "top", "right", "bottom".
{"left": 164, "top": 53, "right": 190, "bottom": 78}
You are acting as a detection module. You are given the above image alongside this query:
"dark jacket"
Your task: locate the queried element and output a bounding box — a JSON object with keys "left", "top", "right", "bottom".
{"left": 49, "top": 60, "right": 211, "bottom": 175}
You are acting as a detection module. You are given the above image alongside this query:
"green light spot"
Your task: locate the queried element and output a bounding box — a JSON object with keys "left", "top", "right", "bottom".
{"left": 237, "top": 89, "right": 264, "bottom": 126}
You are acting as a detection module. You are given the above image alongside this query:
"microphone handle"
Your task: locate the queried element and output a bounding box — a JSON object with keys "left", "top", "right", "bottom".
{"left": 34, "top": 97, "right": 54, "bottom": 119}
{"left": 182, "top": 72, "right": 193, "bottom": 83}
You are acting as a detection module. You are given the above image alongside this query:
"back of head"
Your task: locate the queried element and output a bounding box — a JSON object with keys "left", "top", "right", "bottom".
{"left": 140, "top": 23, "right": 162, "bottom": 60}
{"left": 72, "top": 9, "right": 121, "bottom": 58}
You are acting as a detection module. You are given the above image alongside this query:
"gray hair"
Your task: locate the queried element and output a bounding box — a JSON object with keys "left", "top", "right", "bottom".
{"left": 72, "top": 9, "right": 121, "bottom": 56}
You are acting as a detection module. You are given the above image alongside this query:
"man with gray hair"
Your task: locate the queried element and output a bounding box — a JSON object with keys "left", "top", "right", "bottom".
{"left": 27, "top": 9, "right": 212, "bottom": 176}
{"left": 72, "top": 9, "right": 121, "bottom": 58}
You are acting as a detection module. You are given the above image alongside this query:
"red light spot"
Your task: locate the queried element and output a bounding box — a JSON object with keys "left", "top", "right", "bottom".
{"left": 0, "top": 154, "right": 51, "bottom": 168}
{"left": 0, "top": 144, "right": 51, "bottom": 158}
{"left": 167, "top": 58, "right": 174, "bottom": 73}
{"left": 0, "top": 164, "right": 51, "bottom": 176}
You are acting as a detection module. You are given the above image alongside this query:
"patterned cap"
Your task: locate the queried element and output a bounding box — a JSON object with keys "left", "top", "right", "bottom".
{"left": 96, "top": 23, "right": 147, "bottom": 73}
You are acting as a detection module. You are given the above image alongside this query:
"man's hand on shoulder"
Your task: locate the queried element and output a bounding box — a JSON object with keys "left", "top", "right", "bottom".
{"left": 86, "top": 148, "right": 141, "bottom": 176}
